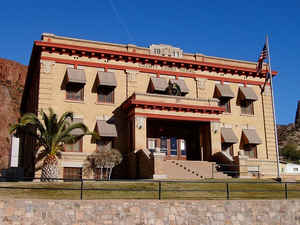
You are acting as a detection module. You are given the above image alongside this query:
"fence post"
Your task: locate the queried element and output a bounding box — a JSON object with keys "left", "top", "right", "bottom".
{"left": 158, "top": 181, "right": 161, "bottom": 200}
{"left": 226, "top": 183, "right": 230, "bottom": 200}
{"left": 285, "top": 183, "right": 288, "bottom": 200}
{"left": 80, "top": 178, "right": 83, "bottom": 200}
{"left": 211, "top": 163, "right": 214, "bottom": 179}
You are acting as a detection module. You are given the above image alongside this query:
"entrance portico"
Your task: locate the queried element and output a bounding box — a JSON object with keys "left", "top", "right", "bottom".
{"left": 147, "top": 119, "right": 212, "bottom": 161}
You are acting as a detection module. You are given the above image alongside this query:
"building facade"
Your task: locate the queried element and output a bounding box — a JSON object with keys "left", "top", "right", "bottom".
{"left": 21, "top": 33, "right": 278, "bottom": 179}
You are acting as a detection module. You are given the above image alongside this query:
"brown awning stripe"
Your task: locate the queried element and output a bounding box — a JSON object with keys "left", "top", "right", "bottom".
{"left": 70, "top": 118, "right": 84, "bottom": 135}
{"left": 97, "top": 71, "right": 117, "bottom": 87}
{"left": 150, "top": 77, "right": 168, "bottom": 91}
{"left": 66, "top": 68, "right": 86, "bottom": 84}
{"left": 170, "top": 79, "right": 189, "bottom": 94}
{"left": 215, "top": 84, "right": 234, "bottom": 98}
{"left": 242, "top": 129, "right": 262, "bottom": 145}
{"left": 221, "top": 128, "right": 238, "bottom": 143}
{"left": 239, "top": 86, "right": 258, "bottom": 101}
{"left": 96, "top": 120, "right": 117, "bottom": 137}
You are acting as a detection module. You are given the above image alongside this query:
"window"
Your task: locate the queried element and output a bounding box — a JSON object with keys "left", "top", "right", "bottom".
{"left": 63, "top": 167, "right": 82, "bottom": 181}
{"left": 147, "top": 139, "right": 156, "bottom": 153}
{"left": 244, "top": 144, "right": 257, "bottom": 158}
{"left": 97, "top": 86, "right": 114, "bottom": 103}
{"left": 160, "top": 137, "right": 167, "bottom": 154}
{"left": 221, "top": 143, "right": 234, "bottom": 156}
{"left": 64, "top": 139, "right": 82, "bottom": 152}
{"left": 240, "top": 100, "right": 254, "bottom": 115}
{"left": 170, "top": 137, "right": 177, "bottom": 156}
{"left": 66, "top": 84, "right": 84, "bottom": 101}
{"left": 293, "top": 168, "right": 299, "bottom": 172}
{"left": 180, "top": 139, "right": 186, "bottom": 156}
{"left": 218, "top": 98, "right": 231, "bottom": 113}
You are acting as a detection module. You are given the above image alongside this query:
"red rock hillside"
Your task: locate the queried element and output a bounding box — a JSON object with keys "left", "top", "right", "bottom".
{"left": 0, "top": 58, "right": 27, "bottom": 170}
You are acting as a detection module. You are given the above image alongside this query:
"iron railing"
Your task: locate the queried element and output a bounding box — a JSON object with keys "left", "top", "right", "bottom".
{"left": 0, "top": 176, "right": 300, "bottom": 200}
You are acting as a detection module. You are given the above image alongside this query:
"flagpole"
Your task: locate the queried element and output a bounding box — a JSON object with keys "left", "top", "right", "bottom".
{"left": 265, "top": 35, "right": 281, "bottom": 181}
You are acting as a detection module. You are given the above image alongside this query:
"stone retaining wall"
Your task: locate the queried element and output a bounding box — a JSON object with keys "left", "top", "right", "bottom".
{"left": 0, "top": 199, "right": 300, "bottom": 225}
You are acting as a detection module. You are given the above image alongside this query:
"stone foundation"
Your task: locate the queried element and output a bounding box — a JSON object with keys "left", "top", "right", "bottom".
{"left": 0, "top": 199, "right": 300, "bottom": 225}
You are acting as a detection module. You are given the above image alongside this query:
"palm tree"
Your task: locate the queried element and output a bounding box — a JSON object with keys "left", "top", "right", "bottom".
{"left": 10, "top": 108, "right": 90, "bottom": 182}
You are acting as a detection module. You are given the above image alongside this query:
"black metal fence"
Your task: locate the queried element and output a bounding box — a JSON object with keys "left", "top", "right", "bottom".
{"left": 0, "top": 176, "right": 300, "bottom": 200}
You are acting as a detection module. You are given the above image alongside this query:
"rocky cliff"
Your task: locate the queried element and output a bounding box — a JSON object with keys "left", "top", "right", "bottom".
{"left": 277, "top": 101, "right": 300, "bottom": 150}
{"left": 0, "top": 58, "right": 27, "bottom": 169}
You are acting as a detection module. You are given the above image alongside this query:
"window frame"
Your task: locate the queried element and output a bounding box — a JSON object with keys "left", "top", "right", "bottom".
{"left": 240, "top": 99, "right": 254, "bottom": 115}
{"left": 97, "top": 86, "right": 115, "bottom": 104}
{"left": 65, "top": 84, "right": 84, "bottom": 101}
{"left": 63, "top": 167, "right": 82, "bottom": 181}
{"left": 218, "top": 97, "right": 231, "bottom": 113}
{"left": 243, "top": 144, "right": 257, "bottom": 159}
{"left": 64, "top": 138, "right": 83, "bottom": 152}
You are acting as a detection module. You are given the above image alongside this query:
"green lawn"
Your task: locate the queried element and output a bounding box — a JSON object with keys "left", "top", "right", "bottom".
{"left": 0, "top": 179, "right": 299, "bottom": 200}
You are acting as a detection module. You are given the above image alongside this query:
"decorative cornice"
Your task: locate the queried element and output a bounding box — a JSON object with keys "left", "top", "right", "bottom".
{"left": 35, "top": 41, "right": 277, "bottom": 78}
{"left": 121, "top": 94, "right": 225, "bottom": 115}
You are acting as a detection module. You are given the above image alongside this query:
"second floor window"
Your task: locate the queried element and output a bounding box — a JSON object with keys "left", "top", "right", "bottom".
{"left": 218, "top": 98, "right": 231, "bottom": 113}
{"left": 240, "top": 99, "right": 254, "bottom": 115}
{"left": 97, "top": 86, "right": 114, "bottom": 103}
{"left": 66, "top": 84, "right": 84, "bottom": 101}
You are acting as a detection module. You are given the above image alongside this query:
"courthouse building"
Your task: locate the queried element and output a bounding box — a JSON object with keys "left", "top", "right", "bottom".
{"left": 20, "top": 33, "right": 278, "bottom": 179}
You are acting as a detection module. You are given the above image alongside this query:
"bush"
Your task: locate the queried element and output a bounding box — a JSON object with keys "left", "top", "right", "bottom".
{"left": 280, "top": 142, "right": 300, "bottom": 162}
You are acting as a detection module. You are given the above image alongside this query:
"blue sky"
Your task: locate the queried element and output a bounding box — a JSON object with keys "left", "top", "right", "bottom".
{"left": 1, "top": 0, "right": 299, "bottom": 124}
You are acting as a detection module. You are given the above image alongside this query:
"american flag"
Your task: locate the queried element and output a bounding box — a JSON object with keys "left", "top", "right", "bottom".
{"left": 256, "top": 44, "right": 268, "bottom": 75}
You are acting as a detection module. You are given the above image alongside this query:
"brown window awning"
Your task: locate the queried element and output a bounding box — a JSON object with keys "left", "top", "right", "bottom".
{"left": 150, "top": 77, "right": 168, "bottom": 92}
{"left": 170, "top": 79, "right": 189, "bottom": 94}
{"left": 69, "top": 118, "right": 85, "bottom": 135}
{"left": 95, "top": 120, "right": 117, "bottom": 137}
{"left": 221, "top": 128, "right": 238, "bottom": 144}
{"left": 97, "top": 71, "right": 117, "bottom": 87}
{"left": 239, "top": 87, "right": 258, "bottom": 101}
{"left": 215, "top": 84, "right": 234, "bottom": 98}
{"left": 66, "top": 68, "right": 86, "bottom": 84}
{"left": 242, "top": 129, "right": 262, "bottom": 145}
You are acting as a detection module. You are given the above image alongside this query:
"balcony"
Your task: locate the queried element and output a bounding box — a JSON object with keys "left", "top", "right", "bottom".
{"left": 122, "top": 92, "right": 224, "bottom": 114}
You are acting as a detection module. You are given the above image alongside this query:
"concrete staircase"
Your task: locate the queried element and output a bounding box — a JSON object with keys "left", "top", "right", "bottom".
{"left": 159, "top": 160, "right": 230, "bottom": 179}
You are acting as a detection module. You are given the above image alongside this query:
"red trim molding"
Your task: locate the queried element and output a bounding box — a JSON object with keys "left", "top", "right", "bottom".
{"left": 36, "top": 41, "right": 277, "bottom": 78}
{"left": 122, "top": 94, "right": 225, "bottom": 115}
{"left": 41, "top": 56, "right": 270, "bottom": 86}
{"left": 132, "top": 112, "right": 220, "bottom": 122}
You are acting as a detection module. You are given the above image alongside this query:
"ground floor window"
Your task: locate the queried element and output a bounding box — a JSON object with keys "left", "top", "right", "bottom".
{"left": 179, "top": 139, "right": 186, "bottom": 156}
{"left": 244, "top": 144, "right": 257, "bottom": 158}
{"left": 63, "top": 167, "right": 82, "bottom": 181}
{"left": 160, "top": 137, "right": 168, "bottom": 154}
{"left": 64, "top": 139, "right": 83, "bottom": 152}
{"left": 147, "top": 137, "right": 186, "bottom": 157}
{"left": 147, "top": 138, "right": 156, "bottom": 153}
{"left": 170, "top": 137, "right": 177, "bottom": 155}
